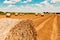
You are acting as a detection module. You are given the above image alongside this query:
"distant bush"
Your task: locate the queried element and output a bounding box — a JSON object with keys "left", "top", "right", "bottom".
{"left": 0, "top": 11, "right": 35, "bottom": 15}
{"left": 22, "top": 13, "right": 35, "bottom": 14}
{"left": 0, "top": 11, "right": 6, "bottom": 15}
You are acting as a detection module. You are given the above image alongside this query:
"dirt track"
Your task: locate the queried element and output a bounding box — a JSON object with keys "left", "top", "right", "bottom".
{"left": 0, "top": 14, "right": 60, "bottom": 40}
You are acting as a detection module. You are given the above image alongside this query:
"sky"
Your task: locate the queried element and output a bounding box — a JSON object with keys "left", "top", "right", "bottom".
{"left": 0, "top": 0, "right": 60, "bottom": 13}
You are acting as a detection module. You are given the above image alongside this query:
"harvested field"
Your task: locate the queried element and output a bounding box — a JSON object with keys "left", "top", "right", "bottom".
{"left": 0, "top": 14, "right": 60, "bottom": 40}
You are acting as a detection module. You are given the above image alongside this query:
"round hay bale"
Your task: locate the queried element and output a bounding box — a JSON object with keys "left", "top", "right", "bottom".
{"left": 35, "top": 13, "right": 38, "bottom": 16}
{"left": 6, "top": 13, "right": 11, "bottom": 17}
{"left": 41, "top": 13, "right": 44, "bottom": 17}
{"left": 15, "top": 13, "right": 18, "bottom": 16}
{"left": 5, "top": 20, "right": 37, "bottom": 40}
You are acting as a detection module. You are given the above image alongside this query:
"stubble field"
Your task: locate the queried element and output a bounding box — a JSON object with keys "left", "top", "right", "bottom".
{"left": 0, "top": 14, "right": 60, "bottom": 40}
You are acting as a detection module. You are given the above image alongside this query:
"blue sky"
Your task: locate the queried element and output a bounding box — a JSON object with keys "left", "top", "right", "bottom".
{"left": 0, "top": 0, "right": 60, "bottom": 12}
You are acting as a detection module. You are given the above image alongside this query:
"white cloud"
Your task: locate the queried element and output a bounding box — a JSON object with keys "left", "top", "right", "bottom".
{"left": 26, "top": 0, "right": 32, "bottom": 2}
{"left": 0, "top": 5, "right": 40, "bottom": 13}
{"left": 4, "top": 0, "right": 21, "bottom": 4}
{"left": 1, "top": 0, "right": 60, "bottom": 13}
{"left": 33, "top": 1, "right": 55, "bottom": 12}
{"left": 4, "top": 0, "right": 32, "bottom": 4}
{"left": 22, "top": 0, "right": 32, "bottom": 3}
{"left": 51, "top": 0, "right": 60, "bottom": 3}
{"left": 4, "top": 1, "right": 15, "bottom": 4}
{"left": 0, "top": 4, "right": 60, "bottom": 13}
{"left": 10, "top": 0, "right": 20, "bottom": 2}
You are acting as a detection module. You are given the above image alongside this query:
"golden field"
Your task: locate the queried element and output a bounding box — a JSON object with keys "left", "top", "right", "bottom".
{"left": 0, "top": 14, "right": 60, "bottom": 40}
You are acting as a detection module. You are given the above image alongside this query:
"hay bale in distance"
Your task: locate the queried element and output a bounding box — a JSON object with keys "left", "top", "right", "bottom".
{"left": 15, "top": 13, "right": 18, "bottom": 16}
{"left": 35, "top": 13, "right": 38, "bottom": 16}
{"left": 6, "top": 13, "right": 11, "bottom": 17}
{"left": 41, "top": 13, "right": 44, "bottom": 17}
